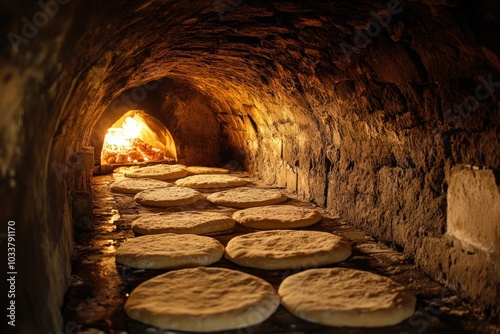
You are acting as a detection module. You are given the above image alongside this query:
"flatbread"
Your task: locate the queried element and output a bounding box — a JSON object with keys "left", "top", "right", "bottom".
{"left": 124, "top": 164, "right": 187, "bottom": 180}
{"left": 125, "top": 267, "right": 280, "bottom": 332}
{"left": 278, "top": 268, "right": 416, "bottom": 327}
{"left": 186, "top": 166, "right": 229, "bottom": 175}
{"left": 132, "top": 211, "right": 235, "bottom": 235}
{"left": 134, "top": 186, "right": 204, "bottom": 207}
{"left": 175, "top": 174, "right": 248, "bottom": 189}
{"left": 232, "top": 205, "right": 322, "bottom": 229}
{"left": 109, "top": 178, "right": 172, "bottom": 194}
{"left": 115, "top": 234, "right": 224, "bottom": 269}
{"left": 207, "top": 187, "right": 287, "bottom": 208}
{"left": 113, "top": 166, "right": 140, "bottom": 173}
{"left": 225, "top": 230, "right": 351, "bottom": 270}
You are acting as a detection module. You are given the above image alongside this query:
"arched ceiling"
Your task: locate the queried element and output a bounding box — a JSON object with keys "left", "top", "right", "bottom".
{"left": 0, "top": 1, "right": 499, "bottom": 332}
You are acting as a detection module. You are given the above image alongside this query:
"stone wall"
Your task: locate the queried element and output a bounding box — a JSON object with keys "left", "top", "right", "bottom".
{"left": 1, "top": 0, "right": 499, "bottom": 332}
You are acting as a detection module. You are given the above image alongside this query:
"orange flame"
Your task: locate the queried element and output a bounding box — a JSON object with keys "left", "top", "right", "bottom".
{"left": 101, "top": 116, "right": 165, "bottom": 164}
{"left": 104, "top": 117, "right": 143, "bottom": 148}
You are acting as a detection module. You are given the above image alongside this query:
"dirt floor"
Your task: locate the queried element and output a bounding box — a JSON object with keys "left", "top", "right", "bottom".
{"left": 62, "top": 170, "right": 500, "bottom": 334}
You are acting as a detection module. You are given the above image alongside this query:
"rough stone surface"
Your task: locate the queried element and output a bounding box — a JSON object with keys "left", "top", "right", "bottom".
{"left": 447, "top": 165, "right": 500, "bottom": 254}
{"left": 1, "top": 0, "right": 500, "bottom": 332}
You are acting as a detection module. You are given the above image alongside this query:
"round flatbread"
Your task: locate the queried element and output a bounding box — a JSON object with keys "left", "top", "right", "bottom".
{"left": 278, "top": 268, "right": 416, "bottom": 327}
{"left": 115, "top": 234, "right": 224, "bottom": 269}
{"left": 232, "top": 205, "right": 322, "bottom": 229}
{"left": 124, "top": 164, "right": 188, "bottom": 181}
{"left": 109, "top": 178, "right": 172, "bottom": 194}
{"left": 132, "top": 211, "right": 236, "bottom": 235}
{"left": 113, "top": 166, "right": 140, "bottom": 174}
{"left": 134, "top": 187, "right": 204, "bottom": 207}
{"left": 207, "top": 187, "right": 287, "bottom": 208}
{"left": 225, "top": 230, "right": 351, "bottom": 270}
{"left": 175, "top": 174, "right": 248, "bottom": 189}
{"left": 125, "top": 267, "right": 280, "bottom": 332}
{"left": 186, "top": 166, "right": 229, "bottom": 175}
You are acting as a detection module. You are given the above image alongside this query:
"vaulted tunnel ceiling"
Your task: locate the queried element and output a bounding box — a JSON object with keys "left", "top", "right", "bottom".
{"left": 1, "top": 0, "right": 499, "bottom": 332}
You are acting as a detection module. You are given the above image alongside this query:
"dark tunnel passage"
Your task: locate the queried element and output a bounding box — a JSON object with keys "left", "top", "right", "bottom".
{"left": 0, "top": 0, "right": 499, "bottom": 333}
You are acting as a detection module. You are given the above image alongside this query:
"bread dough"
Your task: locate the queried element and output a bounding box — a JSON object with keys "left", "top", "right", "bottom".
{"left": 175, "top": 174, "right": 248, "bottom": 189}
{"left": 134, "top": 186, "right": 204, "bottom": 207}
{"left": 207, "top": 187, "right": 287, "bottom": 208}
{"left": 232, "top": 205, "right": 322, "bottom": 229}
{"left": 109, "top": 178, "right": 172, "bottom": 194}
{"left": 132, "top": 211, "right": 235, "bottom": 235}
{"left": 124, "top": 164, "right": 187, "bottom": 180}
{"left": 278, "top": 268, "right": 416, "bottom": 327}
{"left": 115, "top": 233, "right": 224, "bottom": 269}
{"left": 125, "top": 267, "right": 280, "bottom": 332}
{"left": 186, "top": 166, "right": 229, "bottom": 175}
{"left": 225, "top": 230, "right": 351, "bottom": 270}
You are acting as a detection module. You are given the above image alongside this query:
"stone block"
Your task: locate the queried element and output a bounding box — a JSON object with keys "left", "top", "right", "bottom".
{"left": 447, "top": 165, "right": 500, "bottom": 254}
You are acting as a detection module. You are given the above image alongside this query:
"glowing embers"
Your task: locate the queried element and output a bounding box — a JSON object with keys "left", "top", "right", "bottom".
{"left": 101, "top": 111, "right": 176, "bottom": 165}
{"left": 102, "top": 116, "right": 163, "bottom": 163}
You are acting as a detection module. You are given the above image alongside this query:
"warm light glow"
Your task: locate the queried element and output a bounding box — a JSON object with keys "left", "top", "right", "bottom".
{"left": 101, "top": 115, "right": 166, "bottom": 164}
{"left": 104, "top": 117, "right": 143, "bottom": 147}
{"left": 122, "top": 117, "right": 143, "bottom": 139}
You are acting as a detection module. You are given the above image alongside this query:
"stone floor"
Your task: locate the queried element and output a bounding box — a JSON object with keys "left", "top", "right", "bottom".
{"left": 62, "top": 170, "right": 500, "bottom": 334}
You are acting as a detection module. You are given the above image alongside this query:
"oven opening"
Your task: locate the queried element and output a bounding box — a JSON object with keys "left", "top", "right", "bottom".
{"left": 100, "top": 110, "right": 176, "bottom": 165}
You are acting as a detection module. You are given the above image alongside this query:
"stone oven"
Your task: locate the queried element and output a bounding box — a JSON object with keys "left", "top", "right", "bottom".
{"left": 96, "top": 110, "right": 175, "bottom": 165}
{"left": 0, "top": 0, "right": 499, "bottom": 333}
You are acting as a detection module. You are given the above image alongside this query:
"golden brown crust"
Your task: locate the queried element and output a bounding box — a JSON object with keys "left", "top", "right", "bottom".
{"left": 185, "top": 166, "right": 229, "bottom": 175}
{"left": 124, "top": 164, "right": 187, "bottom": 180}
{"left": 175, "top": 174, "right": 248, "bottom": 189}
{"left": 125, "top": 267, "right": 280, "bottom": 332}
{"left": 115, "top": 233, "right": 224, "bottom": 269}
{"left": 134, "top": 186, "right": 204, "bottom": 207}
{"left": 109, "top": 178, "right": 172, "bottom": 194}
{"left": 232, "top": 205, "right": 322, "bottom": 229}
{"left": 207, "top": 187, "right": 287, "bottom": 208}
{"left": 278, "top": 268, "right": 416, "bottom": 327}
{"left": 225, "top": 230, "right": 351, "bottom": 270}
{"left": 132, "top": 211, "right": 235, "bottom": 235}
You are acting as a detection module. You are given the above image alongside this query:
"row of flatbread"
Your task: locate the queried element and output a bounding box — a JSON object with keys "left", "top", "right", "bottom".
{"left": 111, "top": 164, "right": 292, "bottom": 209}
{"left": 122, "top": 164, "right": 230, "bottom": 180}
{"left": 125, "top": 266, "right": 417, "bottom": 332}
{"left": 114, "top": 165, "right": 350, "bottom": 270}
{"left": 116, "top": 229, "right": 352, "bottom": 270}
{"left": 120, "top": 163, "right": 248, "bottom": 188}
{"left": 112, "top": 166, "right": 327, "bottom": 232}
{"left": 130, "top": 204, "right": 323, "bottom": 234}
{"left": 131, "top": 185, "right": 293, "bottom": 209}
{"left": 117, "top": 224, "right": 416, "bottom": 331}
{"left": 110, "top": 164, "right": 416, "bottom": 332}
